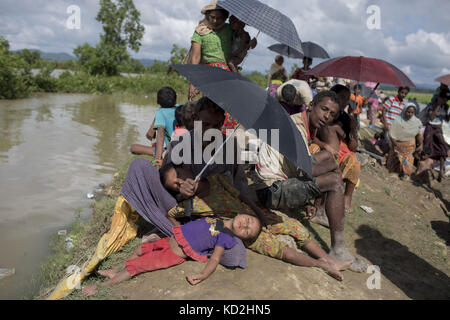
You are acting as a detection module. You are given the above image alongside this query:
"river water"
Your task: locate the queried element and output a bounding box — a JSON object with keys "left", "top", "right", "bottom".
{"left": 0, "top": 94, "right": 157, "bottom": 299}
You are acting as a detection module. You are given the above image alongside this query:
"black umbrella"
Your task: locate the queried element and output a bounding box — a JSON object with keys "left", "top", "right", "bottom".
{"left": 217, "top": 0, "right": 303, "bottom": 54}
{"left": 173, "top": 64, "right": 312, "bottom": 178}
{"left": 268, "top": 43, "right": 303, "bottom": 59}
{"left": 301, "top": 41, "right": 330, "bottom": 59}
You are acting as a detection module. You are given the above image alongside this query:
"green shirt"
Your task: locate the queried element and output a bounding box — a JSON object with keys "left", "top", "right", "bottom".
{"left": 191, "top": 24, "right": 233, "bottom": 64}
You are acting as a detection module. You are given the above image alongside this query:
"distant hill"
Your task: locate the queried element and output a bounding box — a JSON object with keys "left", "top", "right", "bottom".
{"left": 138, "top": 58, "right": 156, "bottom": 66}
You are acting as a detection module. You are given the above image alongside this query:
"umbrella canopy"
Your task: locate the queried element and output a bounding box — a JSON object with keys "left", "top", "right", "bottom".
{"left": 435, "top": 74, "right": 450, "bottom": 86}
{"left": 173, "top": 64, "right": 312, "bottom": 178}
{"left": 301, "top": 41, "right": 330, "bottom": 59}
{"left": 268, "top": 43, "right": 303, "bottom": 59}
{"left": 217, "top": 0, "right": 303, "bottom": 54}
{"left": 306, "top": 56, "right": 415, "bottom": 87}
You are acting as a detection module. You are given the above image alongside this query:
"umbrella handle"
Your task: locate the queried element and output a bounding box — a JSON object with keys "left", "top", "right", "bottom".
{"left": 194, "top": 124, "right": 241, "bottom": 183}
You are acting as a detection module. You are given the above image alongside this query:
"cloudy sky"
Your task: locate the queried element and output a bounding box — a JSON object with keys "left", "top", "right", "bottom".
{"left": 1, "top": 0, "right": 449, "bottom": 88}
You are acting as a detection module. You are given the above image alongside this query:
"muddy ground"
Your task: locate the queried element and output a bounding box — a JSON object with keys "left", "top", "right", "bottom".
{"left": 102, "top": 157, "right": 449, "bottom": 300}
{"left": 54, "top": 124, "right": 450, "bottom": 301}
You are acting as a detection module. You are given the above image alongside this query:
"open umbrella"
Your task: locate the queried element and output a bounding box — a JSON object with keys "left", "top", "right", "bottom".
{"left": 301, "top": 41, "right": 330, "bottom": 59}
{"left": 268, "top": 43, "right": 303, "bottom": 59}
{"left": 268, "top": 42, "right": 330, "bottom": 60}
{"left": 435, "top": 74, "right": 450, "bottom": 86}
{"left": 173, "top": 64, "right": 312, "bottom": 178}
{"left": 217, "top": 0, "right": 303, "bottom": 54}
{"left": 306, "top": 56, "right": 415, "bottom": 88}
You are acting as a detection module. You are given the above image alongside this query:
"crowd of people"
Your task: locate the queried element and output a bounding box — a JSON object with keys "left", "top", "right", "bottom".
{"left": 80, "top": 1, "right": 449, "bottom": 297}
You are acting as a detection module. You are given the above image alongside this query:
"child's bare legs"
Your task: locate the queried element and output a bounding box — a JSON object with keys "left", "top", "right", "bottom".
{"left": 82, "top": 246, "right": 143, "bottom": 297}
{"left": 282, "top": 243, "right": 351, "bottom": 281}
{"left": 344, "top": 180, "right": 356, "bottom": 213}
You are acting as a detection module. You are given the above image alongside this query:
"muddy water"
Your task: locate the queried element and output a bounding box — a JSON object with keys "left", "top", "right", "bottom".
{"left": 0, "top": 94, "right": 157, "bottom": 299}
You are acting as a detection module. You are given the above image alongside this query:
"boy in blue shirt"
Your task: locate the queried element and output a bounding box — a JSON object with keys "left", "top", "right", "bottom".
{"left": 130, "top": 87, "right": 179, "bottom": 165}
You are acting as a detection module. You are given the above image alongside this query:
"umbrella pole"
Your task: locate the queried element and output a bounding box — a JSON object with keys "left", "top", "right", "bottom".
{"left": 194, "top": 124, "right": 241, "bottom": 183}
{"left": 368, "top": 82, "right": 380, "bottom": 99}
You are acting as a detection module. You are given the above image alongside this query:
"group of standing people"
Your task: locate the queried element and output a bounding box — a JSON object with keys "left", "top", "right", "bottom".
{"left": 380, "top": 85, "right": 450, "bottom": 182}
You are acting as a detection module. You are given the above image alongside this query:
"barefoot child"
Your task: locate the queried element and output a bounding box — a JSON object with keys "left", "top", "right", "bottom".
{"left": 82, "top": 213, "right": 262, "bottom": 297}
{"left": 162, "top": 163, "right": 352, "bottom": 281}
{"left": 228, "top": 15, "right": 256, "bottom": 73}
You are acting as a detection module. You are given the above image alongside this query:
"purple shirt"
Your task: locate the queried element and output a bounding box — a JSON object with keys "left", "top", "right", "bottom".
{"left": 181, "top": 218, "right": 237, "bottom": 256}
{"left": 280, "top": 101, "right": 305, "bottom": 115}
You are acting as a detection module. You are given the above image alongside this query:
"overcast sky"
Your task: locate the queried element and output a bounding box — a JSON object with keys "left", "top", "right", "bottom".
{"left": 1, "top": 0, "right": 449, "bottom": 87}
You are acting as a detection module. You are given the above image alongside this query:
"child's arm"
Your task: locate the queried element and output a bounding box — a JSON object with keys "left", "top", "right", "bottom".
{"left": 186, "top": 245, "right": 224, "bottom": 285}
{"left": 146, "top": 118, "right": 156, "bottom": 141}
{"left": 154, "top": 127, "right": 165, "bottom": 165}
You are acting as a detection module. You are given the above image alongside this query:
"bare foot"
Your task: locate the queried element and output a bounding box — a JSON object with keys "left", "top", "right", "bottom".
{"left": 317, "top": 258, "right": 345, "bottom": 281}
{"left": 329, "top": 248, "right": 368, "bottom": 273}
{"left": 310, "top": 208, "right": 329, "bottom": 228}
{"left": 325, "top": 257, "right": 353, "bottom": 271}
{"left": 97, "top": 269, "right": 117, "bottom": 279}
{"left": 82, "top": 284, "right": 98, "bottom": 297}
{"left": 142, "top": 233, "right": 161, "bottom": 243}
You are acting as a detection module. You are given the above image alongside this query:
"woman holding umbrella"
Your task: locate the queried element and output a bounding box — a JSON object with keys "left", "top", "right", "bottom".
{"left": 188, "top": 1, "right": 238, "bottom": 131}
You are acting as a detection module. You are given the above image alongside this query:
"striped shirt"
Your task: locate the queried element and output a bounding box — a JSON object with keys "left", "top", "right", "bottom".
{"left": 383, "top": 96, "right": 407, "bottom": 127}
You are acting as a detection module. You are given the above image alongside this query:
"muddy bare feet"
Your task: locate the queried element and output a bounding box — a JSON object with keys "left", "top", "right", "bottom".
{"left": 310, "top": 208, "right": 329, "bottom": 228}
{"left": 142, "top": 233, "right": 161, "bottom": 243}
{"left": 82, "top": 284, "right": 98, "bottom": 297}
{"left": 97, "top": 269, "right": 117, "bottom": 279}
{"left": 329, "top": 248, "right": 368, "bottom": 273}
{"left": 317, "top": 258, "right": 345, "bottom": 281}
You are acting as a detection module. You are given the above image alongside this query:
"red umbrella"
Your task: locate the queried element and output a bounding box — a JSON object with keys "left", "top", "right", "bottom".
{"left": 306, "top": 56, "right": 415, "bottom": 88}
{"left": 435, "top": 74, "right": 450, "bottom": 86}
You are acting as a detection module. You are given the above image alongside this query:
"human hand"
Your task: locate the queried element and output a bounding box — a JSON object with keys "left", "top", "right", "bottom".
{"left": 416, "top": 144, "right": 423, "bottom": 154}
{"left": 150, "top": 159, "right": 162, "bottom": 168}
{"left": 186, "top": 274, "right": 205, "bottom": 285}
{"left": 188, "top": 83, "right": 200, "bottom": 101}
{"left": 303, "top": 204, "right": 317, "bottom": 220}
{"left": 179, "top": 178, "right": 198, "bottom": 199}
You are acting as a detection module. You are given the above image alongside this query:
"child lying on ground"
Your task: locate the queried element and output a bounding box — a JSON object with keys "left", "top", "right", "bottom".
{"left": 82, "top": 213, "right": 262, "bottom": 297}
{"left": 160, "top": 163, "right": 352, "bottom": 281}
{"left": 228, "top": 15, "right": 257, "bottom": 73}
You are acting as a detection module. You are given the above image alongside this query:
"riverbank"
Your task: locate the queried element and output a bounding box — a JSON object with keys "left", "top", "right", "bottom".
{"left": 35, "top": 127, "right": 450, "bottom": 300}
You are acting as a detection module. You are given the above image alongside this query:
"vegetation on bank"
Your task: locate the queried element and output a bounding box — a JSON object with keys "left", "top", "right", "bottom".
{"left": 34, "top": 155, "right": 147, "bottom": 300}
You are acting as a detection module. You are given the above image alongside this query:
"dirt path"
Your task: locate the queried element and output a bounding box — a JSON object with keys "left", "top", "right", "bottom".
{"left": 105, "top": 159, "right": 449, "bottom": 300}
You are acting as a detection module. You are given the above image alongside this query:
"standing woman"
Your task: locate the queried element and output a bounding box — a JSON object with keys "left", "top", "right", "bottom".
{"left": 267, "top": 55, "right": 288, "bottom": 97}
{"left": 188, "top": 1, "right": 238, "bottom": 132}
{"left": 387, "top": 103, "right": 423, "bottom": 179}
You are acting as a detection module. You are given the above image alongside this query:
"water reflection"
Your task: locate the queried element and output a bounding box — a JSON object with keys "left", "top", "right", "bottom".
{"left": 69, "top": 95, "right": 140, "bottom": 173}
{"left": 0, "top": 102, "right": 32, "bottom": 159}
{"left": 0, "top": 93, "right": 157, "bottom": 299}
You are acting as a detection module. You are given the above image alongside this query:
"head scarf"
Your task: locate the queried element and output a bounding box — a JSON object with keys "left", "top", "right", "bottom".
{"left": 389, "top": 102, "right": 423, "bottom": 141}
{"left": 269, "top": 55, "right": 286, "bottom": 77}
{"left": 196, "top": 0, "right": 227, "bottom": 35}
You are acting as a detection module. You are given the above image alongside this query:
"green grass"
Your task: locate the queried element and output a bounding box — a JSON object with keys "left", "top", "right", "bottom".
{"left": 382, "top": 90, "right": 433, "bottom": 104}
{"left": 34, "top": 155, "right": 151, "bottom": 300}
